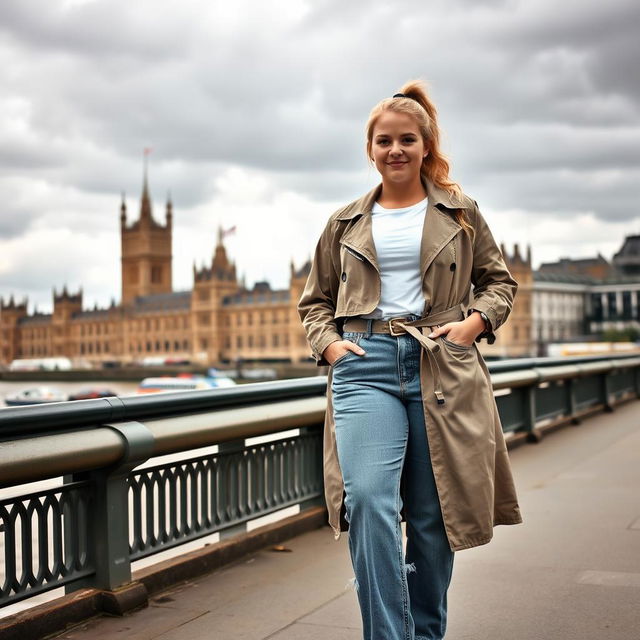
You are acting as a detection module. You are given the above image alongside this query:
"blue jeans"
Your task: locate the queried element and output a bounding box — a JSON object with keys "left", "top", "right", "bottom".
{"left": 331, "top": 318, "right": 455, "bottom": 640}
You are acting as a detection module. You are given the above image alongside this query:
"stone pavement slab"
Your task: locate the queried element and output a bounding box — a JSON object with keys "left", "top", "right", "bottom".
{"left": 54, "top": 400, "right": 640, "bottom": 639}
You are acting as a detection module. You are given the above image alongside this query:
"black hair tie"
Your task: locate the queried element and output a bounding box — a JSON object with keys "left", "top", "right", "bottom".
{"left": 392, "top": 93, "right": 407, "bottom": 98}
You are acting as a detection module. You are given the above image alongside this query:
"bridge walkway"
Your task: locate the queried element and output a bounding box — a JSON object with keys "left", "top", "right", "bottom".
{"left": 55, "top": 401, "right": 640, "bottom": 639}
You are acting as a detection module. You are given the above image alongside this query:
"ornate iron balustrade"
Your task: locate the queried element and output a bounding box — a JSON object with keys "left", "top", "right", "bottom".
{"left": 128, "top": 430, "right": 322, "bottom": 561}
{"left": 0, "top": 481, "right": 92, "bottom": 606}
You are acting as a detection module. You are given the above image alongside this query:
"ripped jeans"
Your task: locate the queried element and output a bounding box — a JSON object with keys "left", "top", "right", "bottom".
{"left": 331, "top": 321, "right": 455, "bottom": 640}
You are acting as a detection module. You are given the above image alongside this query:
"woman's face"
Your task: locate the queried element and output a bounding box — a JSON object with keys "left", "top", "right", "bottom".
{"left": 370, "top": 110, "right": 427, "bottom": 187}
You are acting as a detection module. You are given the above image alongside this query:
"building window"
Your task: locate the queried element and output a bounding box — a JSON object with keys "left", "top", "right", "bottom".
{"left": 248, "top": 313, "right": 253, "bottom": 326}
{"left": 248, "top": 335, "right": 254, "bottom": 347}
{"left": 198, "top": 289, "right": 209, "bottom": 302}
{"left": 273, "top": 334, "right": 279, "bottom": 347}
{"left": 151, "top": 266, "right": 162, "bottom": 284}
{"left": 237, "top": 336, "right": 243, "bottom": 348}
{"left": 200, "top": 338, "right": 208, "bottom": 349}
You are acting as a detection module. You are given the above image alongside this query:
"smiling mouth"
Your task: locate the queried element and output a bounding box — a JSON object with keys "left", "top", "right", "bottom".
{"left": 387, "top": 161, "right": 407, "bottom": 166}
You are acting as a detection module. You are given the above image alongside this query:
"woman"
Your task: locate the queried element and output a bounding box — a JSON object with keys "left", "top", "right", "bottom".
{"left": 297, "top": 80, "right": 523, "bottom": 640}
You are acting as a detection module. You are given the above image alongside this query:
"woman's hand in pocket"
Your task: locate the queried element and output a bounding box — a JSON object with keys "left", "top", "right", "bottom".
{"left": 323, "top": 340, "right": 366, "bottom": 365}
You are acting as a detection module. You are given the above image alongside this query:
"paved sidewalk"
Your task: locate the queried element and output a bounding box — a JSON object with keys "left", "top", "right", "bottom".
{"left": 55, "top": 401, "right": 640, "bottom": 639}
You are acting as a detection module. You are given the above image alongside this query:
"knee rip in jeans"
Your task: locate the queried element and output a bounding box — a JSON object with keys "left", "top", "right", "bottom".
{"left": 344, "top": 564, "right": 415, "bottom": 593}
{"left": 345, "top": 576, "right": 359, "bottom": 592}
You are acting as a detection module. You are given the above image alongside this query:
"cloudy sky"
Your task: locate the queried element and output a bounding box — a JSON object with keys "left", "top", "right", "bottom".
{"left": 0, "top": 0, "right": 638, "bottom": 313}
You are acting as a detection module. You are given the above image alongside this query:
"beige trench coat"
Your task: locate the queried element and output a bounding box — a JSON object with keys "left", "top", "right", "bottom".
{"left": 297, "top": 178, "right": 523, "bottom": 552}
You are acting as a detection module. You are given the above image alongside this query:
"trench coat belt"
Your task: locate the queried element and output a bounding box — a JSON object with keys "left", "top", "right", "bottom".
{"left": 342, "top": 303, "right": 466, "bottom": 406}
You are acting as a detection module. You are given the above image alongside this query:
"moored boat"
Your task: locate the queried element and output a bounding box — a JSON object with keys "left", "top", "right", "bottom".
{"left": 4, "top": 387, "right": 68, "bottom": 406}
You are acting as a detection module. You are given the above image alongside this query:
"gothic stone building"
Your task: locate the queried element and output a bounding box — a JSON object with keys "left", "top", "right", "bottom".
{"left": 0, "top": 177, "right": 312, "bottom": 367}
{"left": 0, "top": 178, "right": 532, "bottom": 367}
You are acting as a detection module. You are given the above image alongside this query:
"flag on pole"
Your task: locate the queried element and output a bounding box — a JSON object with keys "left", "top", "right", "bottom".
{"left": 222, "top": 225, "right": 237, "bottom": 238}
{"left": 144, "top": 147, "right": 153, "bottom": 156}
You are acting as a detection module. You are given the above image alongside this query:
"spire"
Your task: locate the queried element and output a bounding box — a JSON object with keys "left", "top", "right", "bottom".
{"left": 217, "top": 224, "right": 223, "bottom": 246}
{"left": 140, "top": 148, "right": 152, "bottom": 221}
{"left": 166, "top": 191, "right": 173, "bottom": 226}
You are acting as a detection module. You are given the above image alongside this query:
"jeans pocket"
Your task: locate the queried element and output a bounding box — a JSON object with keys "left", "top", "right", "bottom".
{"left": 331, "top": 349, "right": 358, "bottom": 368}
{"left": 341, "top": 332, "right": 363, "bottom": 345}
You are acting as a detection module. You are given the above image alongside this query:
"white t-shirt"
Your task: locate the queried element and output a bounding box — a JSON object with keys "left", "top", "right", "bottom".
{"left": 359, "top": 196, "right": 428, "bottom": 320}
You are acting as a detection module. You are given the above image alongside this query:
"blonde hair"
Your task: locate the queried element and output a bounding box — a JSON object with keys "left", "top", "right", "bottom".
{"left": 365, "top": 80, "right": 472, "bottom": 236}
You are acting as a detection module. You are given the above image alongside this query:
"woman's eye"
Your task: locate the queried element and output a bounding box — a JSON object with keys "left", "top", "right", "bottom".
{"left": 403, "top": 137, "right": 416, "bottom": 144}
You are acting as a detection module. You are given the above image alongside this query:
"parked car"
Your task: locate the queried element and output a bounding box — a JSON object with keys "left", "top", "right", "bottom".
{"left": 4, "top": 387, "right": 68, "bottom": 406}
{"left": 67, "top": 388, "right": 118, "bottom": 401}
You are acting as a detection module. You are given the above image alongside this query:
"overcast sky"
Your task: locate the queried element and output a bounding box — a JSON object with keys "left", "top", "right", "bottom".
{"left": 1, "top": 0, "right": 638, "bottom": 313}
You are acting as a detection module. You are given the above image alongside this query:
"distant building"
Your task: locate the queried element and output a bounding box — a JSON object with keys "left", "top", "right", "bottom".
{"left": 0, "top": 168, "right": 312, "bottom": 367}
{"left": 532, "top": 238, "right": 640, "bottom": 354}
{"left": 612, "top": 234, "right": 640, "bottom": 276}
{"left": 538, "top": 253, "right": 613, "bottom": 280}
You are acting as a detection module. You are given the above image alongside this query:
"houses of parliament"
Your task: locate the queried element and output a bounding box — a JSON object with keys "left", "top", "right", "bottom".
{"left": 0, "top": 173, "right": 535, "bottom": 368}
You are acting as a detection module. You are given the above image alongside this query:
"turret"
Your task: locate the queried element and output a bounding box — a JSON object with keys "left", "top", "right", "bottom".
{"left": 166, "top": 192, "right": 173, "bottom": 228}
{"left": 120, "top": 192, "right": 127, "bottom": 228}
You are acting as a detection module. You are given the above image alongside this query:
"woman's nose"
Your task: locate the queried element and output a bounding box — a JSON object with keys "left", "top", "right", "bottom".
{"left": 390, "top": 141, "right": 402, "bottom": 155}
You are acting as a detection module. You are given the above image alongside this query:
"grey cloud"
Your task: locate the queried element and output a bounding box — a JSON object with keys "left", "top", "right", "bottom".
{"left": 0, "top": 0, "right": 638, "bottom": 253}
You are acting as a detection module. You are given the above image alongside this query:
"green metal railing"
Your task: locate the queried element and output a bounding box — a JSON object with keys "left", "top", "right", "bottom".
{"left": 0, "top": 354, "right": 639, "bottom": 607}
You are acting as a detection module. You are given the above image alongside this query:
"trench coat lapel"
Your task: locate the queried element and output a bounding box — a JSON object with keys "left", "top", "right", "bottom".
{"left": 334, "top": 178, "right": 467, "bottom": 280}
{"left": 336, "top": 185, "right": 380, "bottom": 271}
{"left": 420, "top": 198, "right": 462, "bottom": 277}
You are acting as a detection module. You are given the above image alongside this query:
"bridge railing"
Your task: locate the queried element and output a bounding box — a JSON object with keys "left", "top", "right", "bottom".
{"left": 1, "top": 354, "right": 639, "bottom": 609}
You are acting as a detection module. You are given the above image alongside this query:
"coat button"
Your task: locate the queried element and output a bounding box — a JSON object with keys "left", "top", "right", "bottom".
{"left": 341, "top": 272, "right": 347, "bottom": 282}
{"left": 450, "top": 262, "right": 456, "bottom": 271}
